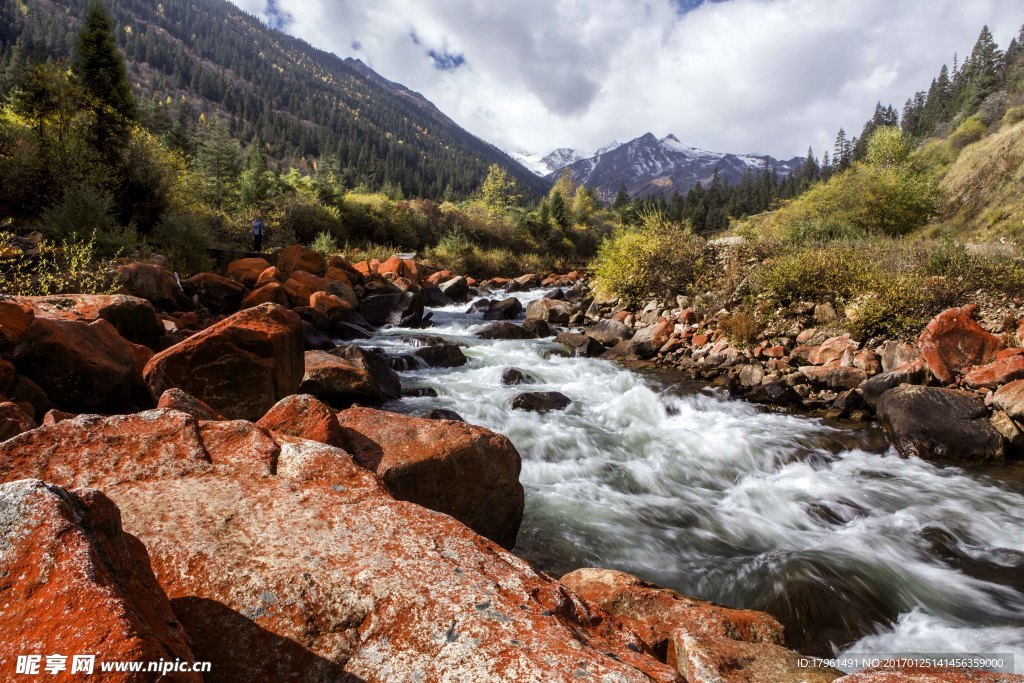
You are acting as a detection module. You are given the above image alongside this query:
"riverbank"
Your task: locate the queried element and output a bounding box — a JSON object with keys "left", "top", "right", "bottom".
{"left": 1, "top": 246, "right": 1022, "bottom": 682}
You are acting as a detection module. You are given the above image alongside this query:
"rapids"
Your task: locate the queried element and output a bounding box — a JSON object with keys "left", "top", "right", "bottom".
{"left": 358, "top": 289, "right": 1024, "bottom": 671}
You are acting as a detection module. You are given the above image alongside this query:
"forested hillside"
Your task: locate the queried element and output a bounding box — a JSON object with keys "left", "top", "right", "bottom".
{"left": 0, "top": 0, "right": 546, "bottom": 198}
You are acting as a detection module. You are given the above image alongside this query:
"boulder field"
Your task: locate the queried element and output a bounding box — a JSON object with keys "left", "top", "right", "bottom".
{"left": 0, "top": 247, "right": 1016, "bottom": 681}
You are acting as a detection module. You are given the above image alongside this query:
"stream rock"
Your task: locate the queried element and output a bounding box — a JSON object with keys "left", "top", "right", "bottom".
{"left": 502, "top": 368, "right": 537, "bottom": 385}
{"left": 144, "top": 303, "right": 304, "bottom": 421}
{"left": 0, "top": 479, "right": 201, "bottom": 680}
{"left": 412, "top": 343, "right": 468, "bottom": 368}
{"left": 476, "top": 321, "right": 538, "bottom": 340}
{"left": 876, "top": 385, "right": 1004, "bottom": 463}
{"left": 300, "top": 350, "right": 385, "bottom": 406}
{"left": 182, "top": 272, "right": 247, "bottom": 314}
{"left": 115, "top": 262, "right": 187, "bottom": 311}
{"left": 512, "top": 391, "right": 572, "bottom": 412}
{"left": 525, "top": 298, "right": 574, "bottom": 324}
{"left": 331, "top": 345, "right": 402, "bottom": 400}
{"left": 562, "top": 568, "right": 842, "bottom": 683}
{"left": 336, "top": 407, "right": 524, "bottom": 548}
{"left": 483, "top": 297, "right": 523, "bottom": 320}
{"left": 862, "top": 360, "right": 929, "bottom": 409}
{"left": 587, "top": 318, "right": 633, "bottom": 346}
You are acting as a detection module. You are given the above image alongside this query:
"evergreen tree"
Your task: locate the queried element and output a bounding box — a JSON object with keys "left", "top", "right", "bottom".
{"left": 238, "top": 139, "right": 273, "bottom": 208}
{"left": 961, "top": 26, "right": 1003, "bottom": 111}
{"left": 612, "top": 183, "right": 630, "bottom": 209}
{"left": 74, "top": 0, "right": 136, "bottom": 159}
{"left": 194, "top": 120, "right": 242, "bottom": 210}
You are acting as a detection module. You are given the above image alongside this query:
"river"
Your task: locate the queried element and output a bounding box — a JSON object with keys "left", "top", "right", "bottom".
{"left": 358, "top": 288, "right": 1024, "bottom": 671}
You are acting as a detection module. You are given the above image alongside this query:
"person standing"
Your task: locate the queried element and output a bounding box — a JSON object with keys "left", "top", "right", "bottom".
{"left": 252, "top": 215, "right": 266, "bottom": 253}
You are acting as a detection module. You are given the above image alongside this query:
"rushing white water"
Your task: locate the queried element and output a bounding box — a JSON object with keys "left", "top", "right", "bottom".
{"left": 362, "top": 289, "right": 1024, "bottom": 670}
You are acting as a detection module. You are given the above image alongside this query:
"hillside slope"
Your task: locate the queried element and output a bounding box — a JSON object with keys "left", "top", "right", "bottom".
{"left": 0, "top": 0, "right": 548, "bottom": 199}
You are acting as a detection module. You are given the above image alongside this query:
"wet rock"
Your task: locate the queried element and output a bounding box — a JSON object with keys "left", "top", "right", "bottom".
{"left": 336, "top": 406, "right": 523, "bottom": 548}
{"left": 14, "top": 317, "right": 152, "bottom": 413}
{"left": 277, "top": 244, "right": 325, "bottom": 277}
{"left": 476, "top": 321, "right": 538, "bottom": 340}
{"left": 156, "top": 388, "right": 226, "bottom": 421}
{"left": 226, "top": 256, "right": 272, "bottom": 287}
{"left": 403, "top": 387, "right": 438, "bottom": 397}
{"left": 0, "top": 479, "right": 201, "bottom": 681}
{"left": 0, "top": 401, "right": 36, "bottom": 441}
{"left": 862, "top": 360, "right": 929, "bottom": 410}
{"left": 919, "top": 306, "right": 1002, "bottom": 384}
{"left": 115, "top": 262, "right": 187, "bottom": 311}
{"left": 331, "top": 345, "right": 402, "bottom": 400}
{"left": 523, "top": 318, "right": 553, "bottom": 337}
{"left": 258, "top": 394, "right": 344, "bottom": 448}
{"left": 300, "top": 350, "right": 385, "bottom": 406}
{"left": 144, "top": 303, "right": 304, "bottom": 421}
{"left": 425, "top": 408, "right": 465, "bottom": 422}
{"left": 587, "top": 319, "right": 633, "bottom": 346}
{"left": 512, "top": 391, "right": 571, "bottom": 412}
{"left": 501, "top": 368, "right": 536, "bottom": 385}
{"left": 182, "top": 272, "right": 247, "bottom": 314}
{"left": 359, "top": 291, "right": 426, "bottom": 327}
{"left": 746, "top": 379, "right": 801, "bottom": 406}
{"left": 555, "top": 331, "right": 604, "bottom": 358}
{"left": 413, "top": 343, "right": 468, "bottom": 368}
{"left": 438, "top": 276, "right": 469, "bottom": 302}
{"left": 525, "top": 298, "right": 574, "bottom": 324}
{"left": 19, "top": 294, "right": 163, "bottom": 348}
{"left": 877, "top": 385, "right": 1004, "bottom": 463}
{"left": 562, "top": 568, "right": 840, "bottom": 683}
{"left": 830, "top": 388, "right": 866, "bottom": 418}
{"left": 483, "top": 297, "right": 523, "bottom": 320}
{"left": 964, "top": 354, "right": 1024, "bottom": 390}
{"left": 0, "top": 410, "right": 674, "bottom": 682}
{"left": 423, "top": 286, "right": 454, "bottom": 307}
{"left": 301, "top": 321, "right": 336, "bottom": 350}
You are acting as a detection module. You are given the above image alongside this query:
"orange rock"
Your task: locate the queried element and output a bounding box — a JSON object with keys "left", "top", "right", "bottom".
{"left": 323, "top": 265, "right": 352, "bottom": 286}
{"left": 283, "top": 269, "right": 329, "bottom": 307}
{"left": 13, "top": 317, "right": 151, "bottom": 413}
{"left": 808, "top": 334, "right": 859, "bottom": 366}
{"left": 17, "top": 294, "right": 163, "bottom": 348}
{"left": 226, "top": 257, "right": 272, "bottom": 287}
{"left": 0, "top": 479, "right": 201, "bottom": 681}
{"left": 157, "top": 388, "right": 227, "bottom": 421}
{"left": 115, "top": 261, "right": 187, "bottom": 311}
{"left": 300, "top": 350, "right": 383, "bottom": 406}
{"left": 919, "top": 306, "right": 1002, "bottom": 384}
{"left": 241, "top": 281, "right": 292, "bottom": 309}
{"left": 352, "top": 260, "right": 372, "bottom": 277}
{"left": 0, "top": 411, "right": 678, "bottom": 683}
{"left": 254, "top": 265, "right": 285, "bottom": 287}
{"left": 310, "top": 291, "right": 353, "bottom": 318}
{"left": 143, "top": 303, "right": 304, "bottom": 421}
{"left": 0, "top": 297, "right": 34, "bottom": 351}
{"left": 763, "top": 344, "right": 787, "bottom": 358}
{"left": 562, "top": 568, "right": 840, "bottom": 683}
{"left": 964, "top": 353, "right": 1024, "bottom": 389}
{"left": 277, "top": 244, "right": 325, "bottom": 277}
{"left": 258, "top": 393, "right": 343, "bottom": 447}
{"left": 41, "top": 409, "right": 75, "bottom": 426}
{"left": 0, "top": 401, "right": 36, "bottom": 441}
{"left": 336, "top": 406, "right": 524, "bottom": 548}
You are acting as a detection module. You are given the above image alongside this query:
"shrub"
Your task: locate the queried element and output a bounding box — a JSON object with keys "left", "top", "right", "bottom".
{"left": 756, "top": 243, "right": 874, "bottom": 305}
{"left": 721, "top": 308, "right": 759, "bottom": 345}
{"left": 38, "top": 183, "right": 118, "bottom": 243}
{"left": 309, "top": 231, "right": 339, "bottom": 257}
{"left": 1002, "top": 106, "right": 1024, "bottom": 126}
{"left": 150, "top": 212, "right": 212, "bottom": 275}
{"left": 592, "top": 212, "right": 708, "bottom": 305}
{"left": 0, "top": 230, "right": 116, "bottom": 295}
{"left": 949, "top": 116, "right": 987, "bottom": 152}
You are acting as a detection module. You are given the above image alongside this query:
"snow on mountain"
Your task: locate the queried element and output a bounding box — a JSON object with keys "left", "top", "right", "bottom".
{"left": 513, "top": 147, "right": 587, "bottom": 176}
{"left": 546, "top": 133, "right": 803, "bottom": 202}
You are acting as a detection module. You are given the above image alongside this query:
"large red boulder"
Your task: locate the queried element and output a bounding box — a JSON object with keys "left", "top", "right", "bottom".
{"left": 18, "top": 293, "right": 163, "bottom": 348}
{"left": 283, "top": 269, "right": 329, "bottom": 307}
{"left": 0, "top": 401, "right": 36, "bottom": 441}
{"left": 0, "top": 479, "right": 200, "bottom": 681}
{"left": 226, "top": 257, "right": 272, "bottom": 288}
{"left": 182, "top": 272, "right": 247, "bottom": 314}
{"left": 143, "top": 303, "right": 304, "bottom": 421}
{"left": 0, "top": 297, "right": 34, "bottom": 352}
{"left": 963, "top": 353, "right": 1024, "bottom": 389}
{"left": 12, "top": 317, "right": 152, "bottom": 413}
{"left": 258, "top": 393, "right": 344, "bottom": 447}
{"left": 277, "top": 245, "right": 325, "bottom": 277}
{"left": 919, "top": 306, "right": 1002, "bottom": 384}
{"left": 241, "top": 281, "right": 292, "bottom": 309}
{"left": 562, "top": 568, "right": 841, "bottom": 683}
{"left": 335, "top": 406, "right": 525, "bottom": 549}
{"left": 0, "top": 411, "right": 678, "bottom": 683}
{"left": 300, "top": 350, "right": 385, "bottom": 406}
{"left": 116, "top": 262, "right": 187, "bottom": 311}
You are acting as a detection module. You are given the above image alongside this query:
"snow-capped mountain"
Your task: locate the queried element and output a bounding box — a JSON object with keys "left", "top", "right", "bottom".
{"left": 546, "top": 133, "right": 804, "bottom": 201}
{"left": 513, "top": 147, "right": 587, "bottom": 176}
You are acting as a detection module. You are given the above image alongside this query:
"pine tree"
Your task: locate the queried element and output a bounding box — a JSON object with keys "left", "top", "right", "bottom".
{"left": 613, "top": 183, "right": 630, "bottom": 209}
{"left": 74, "top": 0, "right": 136, "bottom": 159}
{"left": 961, "top": 26, "right": 1003, "bottom": 111}
{"left": 238, "top": 139, "right": 273, "bottom": 208}
{"left": 195, "top": 120, "right": 242, "bottom": 210}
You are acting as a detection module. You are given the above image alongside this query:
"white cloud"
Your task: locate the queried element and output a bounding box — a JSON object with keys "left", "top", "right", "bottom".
{"left": 231, "top": 0, "right": 1024, "bottom": 160}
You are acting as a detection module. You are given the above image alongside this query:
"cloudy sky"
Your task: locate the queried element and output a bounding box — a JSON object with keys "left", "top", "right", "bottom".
{"left": 229, "top": 0, "right": 1023, "bottom": 161}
